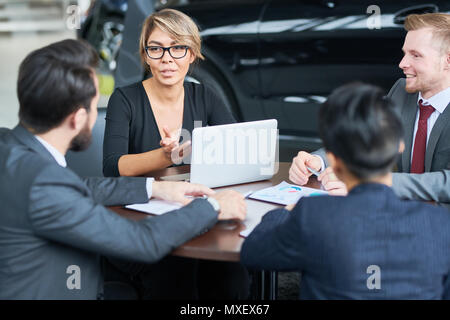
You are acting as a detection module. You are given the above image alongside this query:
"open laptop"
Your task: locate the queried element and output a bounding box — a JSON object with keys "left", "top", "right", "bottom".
{"left": 162, "top": 119, "right": 278, "bottom": 188}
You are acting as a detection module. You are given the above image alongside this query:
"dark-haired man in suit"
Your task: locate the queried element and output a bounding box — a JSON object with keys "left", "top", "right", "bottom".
{"left": 241, "top": 83, "right": 450, "bottom": 299}
{"left": 288, "top": 13, "right": 450, "bottom": 206}
{"left": 0, "top": 39, "right": 246, "bottom": 299}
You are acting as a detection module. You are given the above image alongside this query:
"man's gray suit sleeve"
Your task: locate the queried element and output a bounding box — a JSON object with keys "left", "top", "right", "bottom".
{"left": 312, "top": 148, "right": 328, "bottom": 168}
{"left": 392, "top": 171, "right": 450, "bottom": 205}
{"left": 28, "top": 165, "right": 218, "bottom": 264}
{"left": 82, "top": 176, "right": 149, "bottom": 206}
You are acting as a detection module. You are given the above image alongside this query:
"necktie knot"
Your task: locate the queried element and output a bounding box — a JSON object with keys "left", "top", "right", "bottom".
{"left": 418, "top": 99, "right": 435, "bottom": 121}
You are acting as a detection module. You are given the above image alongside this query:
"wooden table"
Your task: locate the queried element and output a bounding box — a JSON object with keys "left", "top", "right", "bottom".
{"left": 111, "top": 162, "right": 320, "bottom": 261}
{"left": 110, "top": 162, "right": 321, "bottom": 299}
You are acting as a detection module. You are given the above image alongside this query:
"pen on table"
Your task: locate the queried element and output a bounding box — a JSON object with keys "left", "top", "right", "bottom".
{"left": 243, "top": 191, "right": 253, "bottom": 199}
{"left": 306, "top": 166, "right": 320, "bottom": 177}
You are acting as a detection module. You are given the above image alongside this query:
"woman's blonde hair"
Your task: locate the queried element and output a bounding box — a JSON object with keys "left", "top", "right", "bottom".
{"left": 404, "top": 13, "right": 450, "bottom": 54}
{"left": 139, "top": 8, "right": 204, "bottom": 70}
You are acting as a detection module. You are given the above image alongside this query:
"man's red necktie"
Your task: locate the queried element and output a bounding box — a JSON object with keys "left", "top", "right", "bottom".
{"left": 410, "top": 99, "right": 435, "bottom": 174}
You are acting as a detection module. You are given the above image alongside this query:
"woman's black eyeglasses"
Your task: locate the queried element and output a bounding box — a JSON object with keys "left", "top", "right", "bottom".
{"left": 145, "top": 45, "right": 189, "bottom": 59}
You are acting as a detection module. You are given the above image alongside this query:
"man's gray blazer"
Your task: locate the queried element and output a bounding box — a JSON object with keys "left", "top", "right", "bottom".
{"left": 313, "top": 79, "right": 450, "bottom": 206}
{"left": 0, "top": 125, "right": 218, "bottom": 299}
{"left": 388, "top": 79, "right": 450, "bottom": 205}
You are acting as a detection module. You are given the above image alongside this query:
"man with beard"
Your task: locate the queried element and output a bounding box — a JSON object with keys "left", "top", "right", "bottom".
{"left": 0, "top": 39, "right": 246, "bottom": 299}
{"left": 288, "top": 13, "right": 450, "bottom": 207}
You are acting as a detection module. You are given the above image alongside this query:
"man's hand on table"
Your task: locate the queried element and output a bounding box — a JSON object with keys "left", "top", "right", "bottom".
{"left": 285, "top": 166, "right": 347, "bottom": 211}
{"left": 289, "top": 150, "right": 348, "bottom": 196}
{"left": 318, "top": 167, "right": 348, "bottom": 196}
{"left": 152, "top": 181, "right": 215, "bottom": 205}
{"left": 289, "top": 151, "right": 322, "bottom": 185}
{"left": 151, "top": 182, "right": 247, "bottom": 220}
{"left": 209, "top": 190, "right": 247, "bottom": 221}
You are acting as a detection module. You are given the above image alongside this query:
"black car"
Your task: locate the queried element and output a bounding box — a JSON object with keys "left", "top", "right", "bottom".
{"left": 90, "top": 0, "right": 450, "bottom": 160}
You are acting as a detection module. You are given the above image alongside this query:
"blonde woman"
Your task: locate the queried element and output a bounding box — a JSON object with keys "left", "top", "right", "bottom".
{"left": 103, "top": 8, "right": 235, "bottom": 177}
{"left": 103, "top": 9, "right": 248, "bottom": 299}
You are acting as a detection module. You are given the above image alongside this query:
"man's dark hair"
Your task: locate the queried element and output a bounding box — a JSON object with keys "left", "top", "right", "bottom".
{"left": 319, "top": 82, "right": 403, "bottom": 179}
{"left": 17, "top": 39, "right": 99, "bottom": 133}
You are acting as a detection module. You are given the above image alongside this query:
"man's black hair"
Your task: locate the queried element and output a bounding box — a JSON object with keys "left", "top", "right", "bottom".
{"left": 319, "top": 82, "right": 404, "bottom": 179}
{"left": 17, "top": 39, "right": 99, "bottom": 133}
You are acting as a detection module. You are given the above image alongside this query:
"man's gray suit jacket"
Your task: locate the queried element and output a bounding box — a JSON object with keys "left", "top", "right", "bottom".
{"left": 0, "top": 125, "right": 218, "bottom": 299}
{"left": 313, "top": 79, "right": 450, "bottom": 206}
{"left": 388, "top": 79, "right": 450, "bottom": 205}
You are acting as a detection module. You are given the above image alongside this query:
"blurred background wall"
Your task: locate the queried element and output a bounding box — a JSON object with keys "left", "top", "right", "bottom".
{"left": 0, "top": 0, "right": 96, "bottom": 129}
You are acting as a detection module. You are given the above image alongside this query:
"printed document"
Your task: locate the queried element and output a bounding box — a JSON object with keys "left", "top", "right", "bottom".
{"left": 248, "top": 181, "right": 328, "bottom": 205}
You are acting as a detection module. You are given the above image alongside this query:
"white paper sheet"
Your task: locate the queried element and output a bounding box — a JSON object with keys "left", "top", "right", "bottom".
{"left": 240, "top": 181, "right": 328, "bottom": 237}
{"left": 125, "top": 199, "right": 182, "bottom": 215}
{"left": 248, "top": 181, "right": 328, "bottom": 205}
{"left": 126, "top": 182, "right": 327, "bottom": 238}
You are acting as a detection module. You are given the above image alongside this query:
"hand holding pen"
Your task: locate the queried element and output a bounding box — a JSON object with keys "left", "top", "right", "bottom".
{"left": 289, "top": 151, "right": 322, "bottom": 185}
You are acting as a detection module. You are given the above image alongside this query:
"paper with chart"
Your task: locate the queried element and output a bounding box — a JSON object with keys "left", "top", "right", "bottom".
{"left": 239, "top": 182, "right": 328, "bottom": 237}
{"left": 248, "top": 181, "right": 328, "bottom": 206}
{"left": 126, "top": 199, "right": 182, "bottom": 215}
